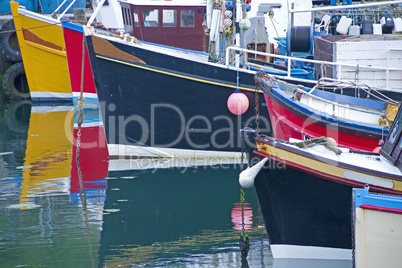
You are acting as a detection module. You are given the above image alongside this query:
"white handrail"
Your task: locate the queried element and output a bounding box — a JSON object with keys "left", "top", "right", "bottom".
{"left": 87, "top": 0, "right": 107, "bottom": 27}
{"left": 290, "top": 0, "right": 402, "bottom": 13}
{"left": 53, "top": 0, "right": 69, "bottom": 14}
{"left": 225, "top": 46, "right": 402, "bottom": 83}
{"left": 57, "top": 0, "right": 77, "bottom": 21}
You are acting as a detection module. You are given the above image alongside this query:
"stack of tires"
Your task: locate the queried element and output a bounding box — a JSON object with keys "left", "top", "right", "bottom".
{"left": 0, "top": 19, "right": 30, "bottom": 100}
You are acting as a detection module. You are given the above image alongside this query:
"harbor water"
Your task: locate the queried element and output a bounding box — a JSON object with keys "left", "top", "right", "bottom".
{"left": 0, "top": 98, "right": 351, "bottom": 267}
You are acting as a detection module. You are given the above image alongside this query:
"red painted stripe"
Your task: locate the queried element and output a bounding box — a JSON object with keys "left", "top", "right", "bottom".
{"left": 64, "top": 28, "right": 98, "bottom": 95}
{"left": 253, "top": 149, "right": 402, "bottom": 196}
{"left": 263, "top": 91, "right": 380, "bottom": 152}
{"left": 360, "top": 204, "right": 402, "bottom": 214}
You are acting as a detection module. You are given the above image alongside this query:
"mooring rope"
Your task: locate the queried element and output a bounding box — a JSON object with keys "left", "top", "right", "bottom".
{"left": 0, "top": 22, "right": 62, "bottom": 35}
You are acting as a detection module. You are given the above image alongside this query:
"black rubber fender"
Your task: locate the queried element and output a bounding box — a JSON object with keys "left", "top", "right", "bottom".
{"left": 0, "top": 20, "right": 22, "bottom": 63}
{"left": 4, "top": 99, "right": 31, "bottom": 134}
{"left": 2, "top": 62, "right": 30, "bottom": 99}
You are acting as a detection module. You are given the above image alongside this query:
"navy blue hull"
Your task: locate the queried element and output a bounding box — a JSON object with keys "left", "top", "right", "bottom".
{"left": 86, "top": 36, "right": 272, "bottom": 152}
{"left": 254, "top": 162, "right": 352, "bottom": 250}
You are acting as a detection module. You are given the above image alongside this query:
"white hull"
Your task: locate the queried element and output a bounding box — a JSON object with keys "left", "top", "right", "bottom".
{"left": 270, "top": 244, "right": 351, "bottom": 260}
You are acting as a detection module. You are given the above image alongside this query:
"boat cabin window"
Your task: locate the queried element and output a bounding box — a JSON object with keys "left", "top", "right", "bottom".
{"left": 143, "top": 9, "right": 159, "bottom": 27}
{"left": 180, "top": 10, "right": 195, "bottom": 27}
{"left": 381, "top": 106, "right": 402, "bottom": 167}
{"left": 133, "top": 9, "right": 139, "bottom": 27}
{"left": 104, "top": 0, "right": 109, "bottom": 6}
{"left": 163, "top": 10, "right": 177, "bottom": 27}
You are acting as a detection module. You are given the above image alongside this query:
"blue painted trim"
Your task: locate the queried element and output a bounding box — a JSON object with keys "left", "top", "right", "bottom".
{"left": 302, "top": 87, "right": 387, "bottom": 111}
{"left": 72, "top": 97, "right": 99, "bottom": 106}
{"left": 62, "top": 20, "right": 84, "bottom": 33}
{"left": 271, "top": 86, "right": 386, "bottom": 134}
{"left": 354, "top": 188, "right": 402, "bottom": 210}
{"left": 31, "top": 98, "right": 73, "bottom": 106}
{"left": 141, "top": 41, "right": 208, "bottom": 56}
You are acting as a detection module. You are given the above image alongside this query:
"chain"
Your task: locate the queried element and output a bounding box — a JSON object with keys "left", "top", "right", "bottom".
{"left": 255, "top": 84, "right": 260, "bottom": 135}
{"left": 239, "top": 142, "right": 250, "bottom": 260}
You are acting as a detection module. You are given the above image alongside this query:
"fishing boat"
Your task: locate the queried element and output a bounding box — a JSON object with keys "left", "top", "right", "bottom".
{"left": 254, "top": 71, "right": 401, "bottom": 152}
{"left": 353, "top": 187, "right": 402, "bottom": 267}
{"left": 10, "top": 0, "right": 73, "bottom": 102}
{"left": 74, "top": 0, "right": 309, "bottom": 158}
{"left": 9, "top": 0, "right": 122, "bottom": 102}
{"left": 239, "top": 103, "right": 402, "bottom": 260}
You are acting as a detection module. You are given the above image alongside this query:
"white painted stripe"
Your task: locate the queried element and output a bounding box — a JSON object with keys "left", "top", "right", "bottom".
{"left": 18, "top": 8, "right": 61, "bottom": 25}
{"left": 343, "top": 170, "right": 394, "bottom": 189}
{"left": 30, "top": 92, "right": 72, "bottom": 99}
{"left": 72, "top": 92, "right": 98, "bottom": 99}
{"left": 109, "top": 157, "right": 240, "bottom": 172}
{"left": 74, "top": 121, "right": 104, "bottom": 128}
{"left": 31, "top": 106, "right": 73, "bottom": 113}
{"left": 271, "top": 244, "right": 352, "bottom": 260}
{"left": 107, "top": 144, "right": 242, "bottom": 160}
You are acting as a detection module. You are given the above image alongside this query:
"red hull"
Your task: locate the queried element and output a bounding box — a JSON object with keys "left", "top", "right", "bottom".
{"left": 63, "top": 26, "right": 97, "bottom": 96}
{"left": 264, "top": 94, "right": 382, "bottom": 152}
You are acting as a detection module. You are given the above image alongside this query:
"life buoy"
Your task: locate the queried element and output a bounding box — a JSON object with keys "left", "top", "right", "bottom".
{"left": 0, "top": 20, "right": 22, "bottom": 63}
{"left": 2, "top": 62, "right": 30, "bottom": 99}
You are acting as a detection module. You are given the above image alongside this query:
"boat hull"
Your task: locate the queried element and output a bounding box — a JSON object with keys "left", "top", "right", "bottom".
{"left": 250, "top": 134, "right": 402, "bottom": 260}
{"left": 10, "top": 1, "right": 72, "bottom": 103}
{"left": 85, "top": 35, "right": 272, "bottom": 156}
{"left": 258, "top": 73, "right": 387, "bottom": 151}
{"left": 62, "top": 20, "right": 99, "bottom": 104}
{"left": 254, "top": 150, "right": 353, "bottom": 260}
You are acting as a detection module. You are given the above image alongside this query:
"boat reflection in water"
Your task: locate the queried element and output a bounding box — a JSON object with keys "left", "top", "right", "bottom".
{"left": 3, "top": 103, "right": 109, "bottom": 267}
{"left": 17, "top": 103, "right": 109, "bottom": 207}
{"left": 70, "top": 103, "right": 109, "bottom": 204}
{"left": 99, "top": 161, "right": 266, "bottom": 267}
{"left": 19, "top": 105, "right": 74, "bottom": 207}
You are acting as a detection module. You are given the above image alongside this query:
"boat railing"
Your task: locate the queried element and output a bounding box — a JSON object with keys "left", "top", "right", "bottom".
{"left": 260, "top": 75, "right": 389, "bottom": 118}
{"left": 289, "top": 0, "right": 402, "bottom": 14}
{"left": 53, "top": 0, "right": 77, "bottom": 20}
{"left": 225, "top": 46, "right": 402, "bottom": 91}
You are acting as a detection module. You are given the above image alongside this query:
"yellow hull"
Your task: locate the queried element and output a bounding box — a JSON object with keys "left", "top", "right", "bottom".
{"left": 20, "top": 106, "right": 74, "bottom": 205}
{"left": 10, "top": 1, "right": 72, "bottom": 100}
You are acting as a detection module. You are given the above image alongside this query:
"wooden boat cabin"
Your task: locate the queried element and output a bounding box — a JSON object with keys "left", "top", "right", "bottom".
{"left": 119, "top": 0, "right": 207, "bottom": 51}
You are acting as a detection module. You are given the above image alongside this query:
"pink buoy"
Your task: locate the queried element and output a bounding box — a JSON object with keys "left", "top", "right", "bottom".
{"left": 227, "top": 91, "right": 249, "bottom": 115}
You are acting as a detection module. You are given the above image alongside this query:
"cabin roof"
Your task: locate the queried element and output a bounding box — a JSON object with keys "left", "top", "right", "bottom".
{"left": 118, "top": 0, "right": 206, "bottom": 7}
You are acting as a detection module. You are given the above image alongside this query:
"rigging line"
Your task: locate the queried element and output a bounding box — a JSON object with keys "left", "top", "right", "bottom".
{"left": 268, "top": 16, "right": 286, "bottom": 55}
{"left": 317, "top": 78, "right": 400, "bottom": 105}
{"left": 0, "top": 22, "right": 62, "bottom": 35}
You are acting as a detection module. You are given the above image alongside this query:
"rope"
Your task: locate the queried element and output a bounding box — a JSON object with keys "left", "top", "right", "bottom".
{"left": 294, "top": 136, "right": 342, "bottom": 155}
{"left": 0, "top": 22, "right": 62, "bottom": 35}
{"left": 75, "top": 34, "right": 94, "bottom": 268}
{"left": 76, "top": 33, "right": 86, "bottom": 192}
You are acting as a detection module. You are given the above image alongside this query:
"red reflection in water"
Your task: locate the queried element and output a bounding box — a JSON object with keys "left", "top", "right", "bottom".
{"left": 231, "top": 202, "right": 253, "bottom": 230}
{"left": 70, "top": 125, "right": 109, "bottom": 194}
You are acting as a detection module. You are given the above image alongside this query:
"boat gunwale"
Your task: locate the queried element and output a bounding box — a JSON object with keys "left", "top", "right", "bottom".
{"left": 254, "top": 135, "right": 402, "bottom": 183}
